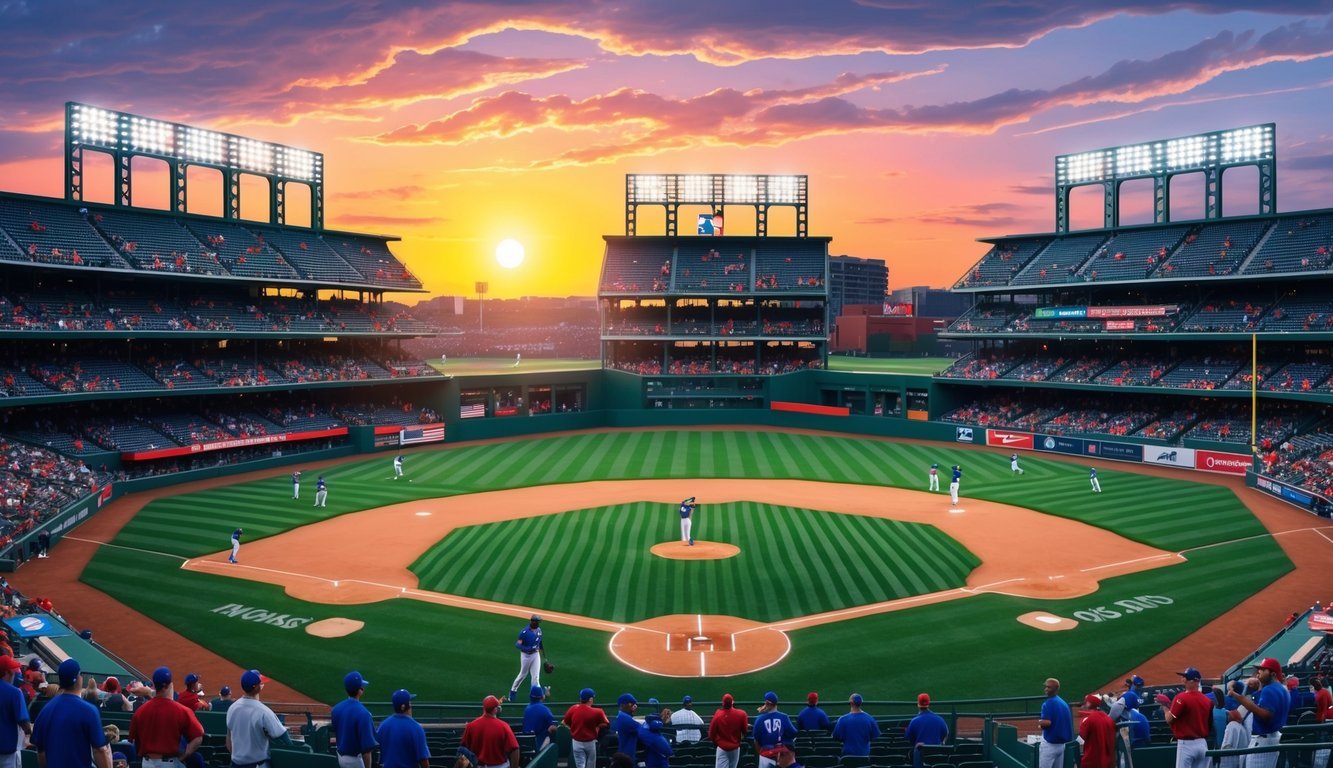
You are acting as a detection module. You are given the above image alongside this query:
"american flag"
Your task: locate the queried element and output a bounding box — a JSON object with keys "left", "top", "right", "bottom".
{"left": 459, "top": 403, "right": 487, "bottom": 420}
{"left": 400, "top": 423, "right": 445, "bottom": 445}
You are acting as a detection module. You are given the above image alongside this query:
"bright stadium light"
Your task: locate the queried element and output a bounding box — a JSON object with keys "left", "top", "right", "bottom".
{"left": 128, "top": 117, "right": 174, "bottom": 155}
{"left": 72, "top": 105, "right": 118, "bottom": 148}
{"left": 1114, "top": 143, "right": 1158, "bottom": 175}
{"left": 1166, "top": 135, "right": 1211, "bottom": 170}
{"left": 1220, "top": 125, "right": 1274, "bottom": 163}
{"left": 183, "top": 127, "right": 226, "bottom": 164}
{"left": 232, "top": 138, "right": 274, "bottom": 174}
{"left": 632, "top": 174, "right": 665, "bottom": 201}
{"left": 725, "top": 175, "right": 758, "bottom": 203}
{"left": 681, "top": 175, "right": 712, "bottom": 202}
{"left": 1060, "top": 150, "right": 1109, "bottom": 184}
{"left": 278, "top": 147, "right": 319, "bottom": 182}
{"left": 768, "top": 175, "right": 800, "bottom": 203}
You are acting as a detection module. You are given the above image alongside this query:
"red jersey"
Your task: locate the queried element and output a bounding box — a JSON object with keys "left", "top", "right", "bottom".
{"left": 562, "top": 703, "right": 610, "bottom": 741}
{"left": 1078, "top": 710, "right": 1115, "bottom": 768}
{"left": 178, "top": 689, "right": 207, "bottom": 711}
{"left": 1168, "top": 690, "right": 1213, "bottom": 740}
{"left": 1315, "top": 688, "right": 1332, "bottom": 722}
{"left": 462, "top": 715, "right": 519, "bottom": 765}
{"left": 708, "top": 707, "right": 749, "bottom": 751}
{"left": 130, "top": 696, "right": 205, "bottom": 755}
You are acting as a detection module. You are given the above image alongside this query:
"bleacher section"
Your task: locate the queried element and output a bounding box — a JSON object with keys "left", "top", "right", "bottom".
{"left": 1081, "top": 226, "right": 1191, "bottom": 282}
{"left": 1159, "top": 219, "right": 1269, "bottom": 278}
{"left": 185, "top": 221, "right": 302, "bottom": 280}
{"left": 955, "top": 238, "right": 1051, "bottom": 288}
{"left": 90, "top": 209, "right": 228, "bottom": 276}
{"left": 0, "top": 198, "right": 128, "bottom": 269}
{"left": 1010, "top": 233, "right": 1107, "bottom": 286}
{"left": 1241, "top": 215, "right": 1333, "bottom": 274}
{"left": 675, "top": 245, "right": 743, "bottom": 291}
{"left": 324, "top": 234, "right": 423, "bottom": 289}
{"left": 602, "top": 240, "right": 673, "bottom": 292}
{"left": 753, "top": 240, "right": 825, "bottom": 291}
{"left": 255, "top": 228, "right": 365, "bottom": 283}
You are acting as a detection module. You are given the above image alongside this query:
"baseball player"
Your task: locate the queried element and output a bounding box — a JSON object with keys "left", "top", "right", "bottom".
{"left": 1011, "top": 454, "right": 1024, "bottom": 475}
{"left": 393, "top": 455, "right": 404, "bottom": 480}
{"left": 229, "top": 528, "right": 242, "bottom": 564}
{"left": 680, "top": 497, "right": 696, "bottom": 546}
{"left": 1089, "top": 467, "right": 1102, "bottom": 493}
{"left": 949, "top": 465, "right": 962, "bottom": 506}
{"left": 292, "top": 470, "right": 301, "bottom": 500}
{"left": 508, "top": 614, "right": 544, "bottom": 702}
{"left": 314, "top": 476, "right": 328, "bottom": 508}
{"left": 928, "top": 463, "right": 939, "bottom": 492}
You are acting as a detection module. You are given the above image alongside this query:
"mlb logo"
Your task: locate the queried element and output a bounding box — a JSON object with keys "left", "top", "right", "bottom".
{"left": 956, "top": 427, "right": 974, "bottom": 443}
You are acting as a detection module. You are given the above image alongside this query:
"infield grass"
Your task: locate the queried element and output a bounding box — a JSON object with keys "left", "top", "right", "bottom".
{"left": 84, "top": 430, "right": 1290, "bottom": 704}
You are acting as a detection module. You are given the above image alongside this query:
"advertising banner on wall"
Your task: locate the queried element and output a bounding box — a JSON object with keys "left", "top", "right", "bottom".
{"left": 1034, "top": 435, "right": 1085, "bottom": 456}
{"left": 986, "top": 429, "right": 1033, "bottom": 450}
{"left": 1144, "top": 447, "right": 1196, "bottom": 468}
{"left": 1194, "top": 450, "right": 1251, "bottom": 475}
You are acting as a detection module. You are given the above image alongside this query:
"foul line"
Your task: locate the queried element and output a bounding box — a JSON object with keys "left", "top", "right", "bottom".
{"left": 64, "top": 536, "right": 189, "bottom": 562}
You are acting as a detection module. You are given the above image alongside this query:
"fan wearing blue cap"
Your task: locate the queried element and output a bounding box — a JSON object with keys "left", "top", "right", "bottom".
{"left": 523, "top": 685, "right": 557, "bottom": 752}
{"left": 31, "top": 658, "right": 111, "bottom": 768}
{"left": 1163, "top": 667, "right": 1212, "bottom": 768}
{"left": 831, "top": 694, "right": 880, "bottom": 758}
{"left": 127, "top": 666, "right": 205, "bottom": 764}
{"left": 462, "top": 696, "right": 519, "bottom": 768}
{"left": 226, "top": 669, "right": 288, "bottom": 767}
{"left": 753, "top": 692, "right": 797, "bottom": 768}
{"left": 613, "top": 694, "right": 641, "bottom": 762}
{"left": 333, "top": 671, "right": 378, "bottom": 768}
{"left": 377, "top": 689, "right": 431, "bottom": 768}
{"left": 561, "top": 688, "right": 609, "bottom": 768}
{"left": 508, "top": 614, "right": 545, "bottom": 703}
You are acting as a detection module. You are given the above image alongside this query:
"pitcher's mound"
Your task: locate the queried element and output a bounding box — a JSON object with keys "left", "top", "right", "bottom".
{"left": 305, "top": 618, "right": 365, "bottom": 638}
{"left": 650, "top": 541, "right": 740, "bottom": 560}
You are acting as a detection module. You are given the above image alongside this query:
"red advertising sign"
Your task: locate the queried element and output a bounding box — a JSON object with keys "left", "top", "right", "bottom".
{"left": 1309, "top": 612, "right": 1333, "bottom": 633}
{"left": 882, "top": 302, "right": 914, "bottom": 316}
{"left": 1087, "top": 305, "right": 1177, "bottom": 319}
{"left": 1193, "top": 449, "right": 1251, "bottom": 475}
{"left": 1104, "top": 319, "right": 1136, "bottom": 331}
{"left": 986, "top": 429, "right": 1033, "bottom": 450}
{"left": 122, "top": 427, "right": 349, "bottom": 461}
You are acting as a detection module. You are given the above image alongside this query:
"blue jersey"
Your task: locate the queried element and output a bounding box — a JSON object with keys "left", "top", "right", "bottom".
{"left": 1040, "top": 695, "right": 1073, "bottom": 743}
{"left": 523, "top": 702, "right": 555, "bottom": 747}
{"left": 1125, "top": 709, "right": 1150, "bottom": 747}
{"left": 614, "top": 710, "right": 640, "bottom": 758}
{"left": 753, "top": 710, "right": 797, "bottom": 751}
{"left": 906, "top": 710, "right": 948, "bottom": 756}
{"left": 292, "top": 472, "right": 300, "bottom": 485}
{"left": 680, "top": 503, "right": 693, "bottom": 519}
{"left": 331, "top": 697, "right": 378, "bottom": 756}
{"left": 1011, "top": 454, "right": 1018, "bottom": 462}
{"left": 377, "top": 713, "right": 430, "bottom": 768}
{"left": 832, "top": 711, "right": 880, "bottom": 756}
{"left": 639, "top": 725, "right": 673, "bottom": 768}
{"left": 394, "top": 456, "right": 404, "bottom": 468}
{"left": 232, "top": 529, "right": 242, "bottom": 543}
{"left": 317, "top": 478, "right": 327, "bottom": 492}
{"left": 951, "top": 467, "right": 962, "bottom": 482}
{"left": 1252, "top": 681, "right": 1290, "bottom": 736}
{"left": 516, "top": 626, "right": 543, "bottom": 653}
{"left": 0, "top": 679, "right": 30, "bottom": 752}
{"left": 1090, "top": 468, "right": 1098, "bottom": 478}
{"left": 796, "top": 705, "right": 830, "bottom": 731}
{"left": 31, "top": 693, "right": 108, "bottom": 768}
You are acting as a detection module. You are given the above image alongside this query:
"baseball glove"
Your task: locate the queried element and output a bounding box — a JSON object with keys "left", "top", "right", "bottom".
{"left": 543, "top": 661, "right": 555, "bottom": 674}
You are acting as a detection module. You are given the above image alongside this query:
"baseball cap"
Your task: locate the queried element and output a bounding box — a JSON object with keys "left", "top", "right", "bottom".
{"left": 1126, "top": 675, "right": 1144, "bottom": 686}
{"left": 850, "top": 693, "right": 863, "bottom": 706}
{"left": 1082, "top": 694, "right": 1103, "bottom": 709}
{"left": 580, "top": 688, "right": 595, "bottom": 701}
{"left": 722, "top": 693, "right": 734, "bottom": 708}
{"left": 393, "top": 689, "right": 416, "bottom": 711}
{"left": 483, "top": 694, "right": 501, "bottom": 712}
{"left": 917, "top": 693, "right": 931, "bottom": 707}
{"left": 531, "top": 685, "right": 546, "bottom": 700}
{"left": 649, "top": 697, "right": 660, "bottom": 706}
{"left": 344, "top": 671, "right": 370, "bottom": 694}
{"left": 760, "top": 746, "right": 793, "bottom": 759}
{"left": 185, "top": 673, "right": 200, "bottom": 687}
{"left": 113, "top": 754, "right": 128, "bottom": 765}
{"left": 618, "top": 693, "right": 637, "bottom": 707}
{"left": 1177, "top": 667, "right": 1202, "bottom": 681}
{"left": 645, "top": 715, "right": 663, "bottom": 732}
{"left": 683, "top": 695, "right": 693, "bottom": 705}
{"left": 530, "top": 614, "right": 542, "bottom": 622}
{"left": 26, "top": 658, "right": 40, "bottom": 670}
{"left": 102, "top": 676, "right": 120, "bottom": 692}
{"left": 1285, "top": 676, "right": 1299, "bottom": 690}
{"left": 1257, "top": 658, "right": 1284, "bottom": 679}
{"left": 1121, "top": 691, "right": 1140, "bottom": 709}
{"left": 241, "top": 669, "right": 268, "bottom": 692}
{"left": 220, "top": 686, "right": 232, "bottom": 696}
{"left": 764, "top": 691, "right": 779, "bottom": 704}
{"left": 807, "top": 693, "right": 818, "bottom": 705}
{"left": 58, "top": 658, "right": 81, "bottom": 688}
{"left": 152, "top": 666, "right": 172, "bottom": 689}
{"left": 0, "top": 656, "right": 21, "bottom": 673}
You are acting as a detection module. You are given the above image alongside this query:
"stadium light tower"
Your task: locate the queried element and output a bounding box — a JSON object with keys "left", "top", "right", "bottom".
{"left": 1053, "top": 124, "right": 1275, "bottom": 232}
{"left": 625, "top": 173, "right": 808, "bottom": 236}
{"left": 476, "top": 281, "right": 489, "bottom": 333}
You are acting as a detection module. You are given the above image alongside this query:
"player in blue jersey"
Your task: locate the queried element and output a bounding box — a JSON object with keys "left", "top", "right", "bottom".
{"left": 753, "top": 692, "right": 797, "bottom": 768}
{"left": 229, "top": 528, "right": 242, "bottom": 564}
{"left": 680, "top": 497, "right": 696, "bottom": 545}
{"left": 509, "top": 615, "right": 544, "bottom": 702}
{"left": 1011, "top": 454, "right": 1024, "bottom": 475}
{"left": 393, "top": 455, "right": 404, "bottom": 480}
{"left": 315, "top": 476, "right": 328, "bottom": 507}
{"left": 1090, "top": 467, "right": 1101, "bottom": 493}
{"left": 949, "top": 465, "right": 962, "bottom": 506}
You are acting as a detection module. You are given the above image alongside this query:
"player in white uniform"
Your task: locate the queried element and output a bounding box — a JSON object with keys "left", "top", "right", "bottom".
{"left": 949, "top": 465, "right": 962, "bottom": 506}
{"left": 229, "top": 528, "right": 242, "bottom": 564}
{"left": 1011, "top": 454, "right": 1024, "bottom": 474}
{"left": 314, "top": 476, "right": 328, "bottom": 507}
{"left": 291, "top": 470, "right": 301, "bottom": 500}
{"left": 393, "top": 455, "right": 404, "bottom": 479}
{"left": 928, "top": 463, "right": 939, "bottom": 492}
{"left": 679, "top": 497, "right": 695, "bottom": 545}
{"left": 1090, "top": 467, "right": 1102, "bottom": 493}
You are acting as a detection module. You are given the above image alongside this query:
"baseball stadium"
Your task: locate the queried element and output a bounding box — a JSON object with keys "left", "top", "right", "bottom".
{"left": 3, "top": 16, "right": 1333, "bottom": 768}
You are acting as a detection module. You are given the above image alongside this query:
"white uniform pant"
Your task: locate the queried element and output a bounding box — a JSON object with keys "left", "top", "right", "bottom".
{"left": 1012, "top": 461, "right": 1021, "bottom": 473}
{"left": 293, "top": 483, "right": 300, "bottom": 499}
{"left": 715, "top": 748, "right": 740, "bottom": 768}
{"left": 1313, "top": 747, "right": 1329, "bottom": 768}
{"left": 1245, "top": 733, "right": 1281, "bottom": 768}
{"left": 231, "top": 540, "right": 240, "bottom": 560}
{"left": 572, "top": 740, "right": 597, "bottom": 768}
{"left": 511, "top": 651, "right": 540, "bottom": 691}
{"left": 929, "top": 474, "right": 939, "bottom": 491}
{"left": 338, "top": 756, "right": 366, "bottom": 768}
{"left": 315, "top": 489, "right": 327, "bottom": 507}
{"left": 949, "top": 481, "right": 960, "bottom": 505}
{"left": 1091, "top": 477, "right": 1101, "bottom": 492}
{"left": 1218, "top": 720, "right": 1249, "bottom": 768}
{"left": 1175, "top": 737, "right": 1208, "bottom": 768}
{"left": 681, "top": 517, "right": 692, "bottom": 542}
{"left": 394, "top": 464, "right": 404, "bottom": 477}
{"left": 1038, "top": 740, "right": 1066, "bottom": 768}
{"left": 0, "top": 751, "right": 21, "bottom": 768}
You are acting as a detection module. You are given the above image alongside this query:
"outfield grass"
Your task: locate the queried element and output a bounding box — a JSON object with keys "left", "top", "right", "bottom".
{"left": 430, "top": 357, "right": 598, "bottom": 376}
{"left": 410, "top": 502, "right": 980, "bottom": 623}
{"left": 826, "top": 356, "right": 952, "bottom": 375}
{"left": 84, "top": 430, "right": 1289, "bottom": 704}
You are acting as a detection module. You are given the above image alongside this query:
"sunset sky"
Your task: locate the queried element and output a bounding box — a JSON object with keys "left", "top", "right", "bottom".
{"left": 1, "top": 2, "right": 1331, "bottom": 300}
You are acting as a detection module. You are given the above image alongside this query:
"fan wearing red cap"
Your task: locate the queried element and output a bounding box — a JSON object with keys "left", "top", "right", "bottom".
{"left": 796, "top": 693, "right": 831, "bottom": 733}
{"left": 1164, "top": 668, "right": 1212, "bottom": 768}
{"left": 462, "top": 695, "right": 519, "bottom": 768}
{"left": 1229, "top": 658, "right": 1292, "bottom": 768}
{"left": 0, "top": 654, "right": 32, "bottom": 752}
{"left": 377, "top": 689, "right": 430, "bottom": 768}
{"left": 226, "top": 669, "right": 286, "bottom": 768}
{"left": 906, "top": 694, "right": 947, "bottom": 768}
{"left": 709, "top": 694, "right": 750, "bottom": 768}
{"left": 1077, "top": 695, "right": 1115, "bottom": 768}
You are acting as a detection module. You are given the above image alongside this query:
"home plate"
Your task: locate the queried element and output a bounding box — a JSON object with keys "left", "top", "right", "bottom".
{"left": 415, "top": 511, "right": 431, "bottom": 516}
{"left": 1017, "top": 611, "right": 1078, "bottom": 631}
{"left": 949, "top": 507, "right": 965, "bottom": 514}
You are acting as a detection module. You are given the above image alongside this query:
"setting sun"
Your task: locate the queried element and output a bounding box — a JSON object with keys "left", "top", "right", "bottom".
{"left": 496, "top": 239, "right": 526, "bottom": 269}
